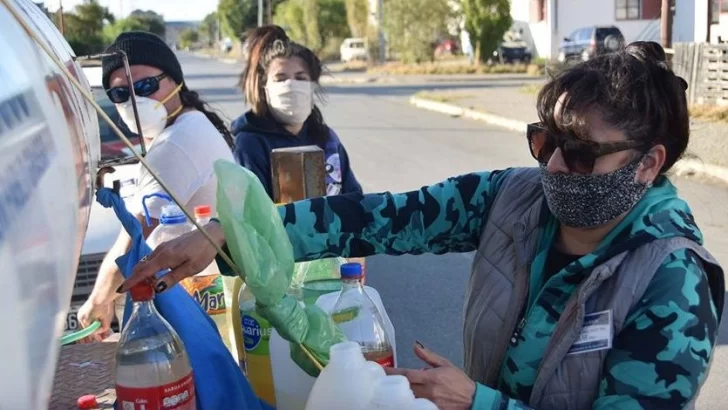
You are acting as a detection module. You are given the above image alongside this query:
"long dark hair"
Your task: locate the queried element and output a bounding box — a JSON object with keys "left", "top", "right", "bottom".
{"left": 537, "top": 41, "right": 689, "bottom": 173}
{"left": 179, "top": 88, "right": 235, "bottom": 149}
{"left": 239, "top": 25, "right": 329, "bottom": 143}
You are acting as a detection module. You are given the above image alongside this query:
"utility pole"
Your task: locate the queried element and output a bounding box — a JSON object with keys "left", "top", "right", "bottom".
{"left": 660, "top": 0, "right": 673, "bottom": 48}
{"left": 257, "top": 0, "right": 263, "bottom": 26}
{"left": 58, "top": 0, "right": 65, "bottom": 35}
{"left": 267, "top": 0, "right": 273, "bottom": 25}
{"left": 707, "top": 0, "right": 713, "bottom": 42}
{"left": 377, "top": 0, "right": 385, "bottom": 64}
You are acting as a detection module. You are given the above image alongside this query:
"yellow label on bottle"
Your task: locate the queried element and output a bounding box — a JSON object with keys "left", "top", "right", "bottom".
{"left": 180, "top": 274, "right": 226, "bottom": 315}
{"left": 242, "top": 310, "right": 276, "bottom": 406}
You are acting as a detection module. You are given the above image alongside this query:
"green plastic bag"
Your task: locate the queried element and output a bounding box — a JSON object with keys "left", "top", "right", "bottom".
{"left": 214, "top": 160, "right": 346, "bottom": 376}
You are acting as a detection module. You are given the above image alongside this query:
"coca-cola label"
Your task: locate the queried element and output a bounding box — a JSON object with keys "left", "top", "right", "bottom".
{"left": 116, "top": 372, "right": 195, "bottom": 410}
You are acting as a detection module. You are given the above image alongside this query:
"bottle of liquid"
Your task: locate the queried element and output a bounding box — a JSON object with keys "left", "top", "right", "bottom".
{"left": 330, "top": 263, "right": 395, "bottom": 367}
{"left": 143, "top": 193, "right": 194, "bottom": 249}
{"left": 305, "top": 341, "right": 386, "bottom": 410}
{"left": 238, "top": 283, "right": 276, "bottom": 406}
{"left": 115, "top": 280, "right": 196, "bottom": 409}
{"left": 178, "top": 205, "right": 237, "bottom": 362}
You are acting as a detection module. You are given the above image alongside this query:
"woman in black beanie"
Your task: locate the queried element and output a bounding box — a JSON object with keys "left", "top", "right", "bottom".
{"left": 78, "top": 31, "right": 236, "bottom": 340}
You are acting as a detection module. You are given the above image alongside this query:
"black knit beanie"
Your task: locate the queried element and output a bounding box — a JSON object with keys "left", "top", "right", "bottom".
{"left": 102, "top": 31, "right": 184, "bottom": 90}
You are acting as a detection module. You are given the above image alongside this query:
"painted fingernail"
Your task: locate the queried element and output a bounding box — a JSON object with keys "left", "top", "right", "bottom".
{"left": 116, "top": 284, "right": 124, "bottom": 294}
{"left": 415, "top": 340, "right": 425, "bottom": 349}
{"left": 154, "top": 281, "right": 168, "bottom": 293}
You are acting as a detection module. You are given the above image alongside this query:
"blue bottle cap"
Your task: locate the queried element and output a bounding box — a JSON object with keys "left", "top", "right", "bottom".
{"left": 340, "top": 263, "right": 362, "bottom": 278}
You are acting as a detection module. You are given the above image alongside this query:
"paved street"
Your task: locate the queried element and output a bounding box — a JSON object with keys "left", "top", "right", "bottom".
{"left": 181, "top": 53, "right": 728, "bottom": 407}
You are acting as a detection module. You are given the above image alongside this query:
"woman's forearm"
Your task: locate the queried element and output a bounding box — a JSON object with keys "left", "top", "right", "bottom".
{"left": 88, "top": 230, "right": 131, "bottom": 305}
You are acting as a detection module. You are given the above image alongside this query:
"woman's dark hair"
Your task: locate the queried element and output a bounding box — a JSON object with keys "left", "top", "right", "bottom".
{"left": 537, "top": 41, "right": 689, "bottom": 173}
{"left": 179, "top": 88, "right": 234, "bottom": 149}
{"left": 239, "top": 25, "right": 329, "bottom": 143}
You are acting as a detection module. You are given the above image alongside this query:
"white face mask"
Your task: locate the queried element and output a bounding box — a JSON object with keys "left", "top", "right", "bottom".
{"left": 116, "top": 96, "right": 168, "bottom": 139}
{"left": 265, "top": 79, "right": 314, "bottom": 125}
{"left": 115, "top": 82, "right": 184, "bottom": 140}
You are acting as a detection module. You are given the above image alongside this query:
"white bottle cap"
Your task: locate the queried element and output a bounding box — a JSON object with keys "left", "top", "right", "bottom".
{"left": 329, "top": 341, "right": 365, "bottom": 366}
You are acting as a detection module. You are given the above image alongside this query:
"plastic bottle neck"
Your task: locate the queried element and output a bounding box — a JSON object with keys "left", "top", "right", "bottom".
{"left": 131, "top": 299, "right": 158, "bottom": 317}
{"left": 195, "top": 216, "right": 211, "bottom": 225}
{"left": 329, "top": 341, "right": 366, "bottom": 366}
{"left": 340, "top": 277, "right": 363, "bottom": 290}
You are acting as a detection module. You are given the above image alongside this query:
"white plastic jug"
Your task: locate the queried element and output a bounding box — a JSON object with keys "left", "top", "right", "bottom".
{"left": 304, "top": 342, "right": 385, "bottom": 410}
{"left": 411, "top": 398, "right": 439, "bottom": 410}
{"left": 270, "top": 285, "right": 396, "bottom": 410}
{"left": 369, "top": 375, "right": 414, "bottom": 409}
{"left": 369, "top": 375, "right": 438, "bottom": 409}
{"left": 269, "top": 328, "right": 316, "bottom": 410}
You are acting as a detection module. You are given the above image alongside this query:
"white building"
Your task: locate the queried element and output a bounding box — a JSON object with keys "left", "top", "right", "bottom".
{"left": 510, "top": 0, "right": 716, "bottom": 60}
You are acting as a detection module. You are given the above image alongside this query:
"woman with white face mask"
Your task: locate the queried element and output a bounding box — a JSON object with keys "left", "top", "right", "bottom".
{"left": 232, "top": 26, "right": 362, "bottom": 198}
{"left": 77, "top": 31, "right": 235, "bottom": 340}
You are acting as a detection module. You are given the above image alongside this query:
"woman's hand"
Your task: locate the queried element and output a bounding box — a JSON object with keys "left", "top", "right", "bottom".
{"left": 76, "top": 295, "right": 115, "bottom": 342}
{"left": 385, "top": 341, "right": 476, "bottom": 410}
{"left": 120, "top": 222, "right": 226, "bottom": 294}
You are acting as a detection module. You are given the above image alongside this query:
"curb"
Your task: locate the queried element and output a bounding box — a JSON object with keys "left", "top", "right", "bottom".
{"left": 410, "top": 96, "right": 728, "bottom": 186}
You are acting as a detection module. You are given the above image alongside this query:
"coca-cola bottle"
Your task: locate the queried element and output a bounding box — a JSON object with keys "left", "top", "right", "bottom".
{"left": 115, "top": 281, "right": 196, "bottom": 410}
{"left": 329, "top": 263, "right": 395, "bottom": 367}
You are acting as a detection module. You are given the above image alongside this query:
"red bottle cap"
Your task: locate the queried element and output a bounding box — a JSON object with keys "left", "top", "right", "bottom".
{"left": 77, "top": 395, "right": 97, "bottom": 409}
{"left": 194, "top": 205, "right": 212, "bottom": 218}
{"left": 129, "top": 280, "right": 154, "bottom": 302}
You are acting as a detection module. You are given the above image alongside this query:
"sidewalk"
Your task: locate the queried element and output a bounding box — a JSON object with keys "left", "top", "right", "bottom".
{"left": 411, "top": 84, "right": 728, "bottom": 186}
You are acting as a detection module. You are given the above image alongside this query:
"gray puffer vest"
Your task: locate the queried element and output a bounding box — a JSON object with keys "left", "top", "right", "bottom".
{"left": 463, "top": 168, "right": 724, "bottom": 409}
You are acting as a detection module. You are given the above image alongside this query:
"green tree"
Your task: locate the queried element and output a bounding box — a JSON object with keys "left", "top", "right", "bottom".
{"left": 345, "top": 0, "right": 368, "bottom": 38}
{"left": 179, "top": 29, "right": 200, "bottom": 49}
{"left": 218, "top": 0, "right": 255, "bottom": 39}
{"left": 383, "top": 0, "right": 451, "bottom": 63}
{"left": 102, "top": 12, "right": 166, "bottom": 45}
{"left": 52, "top": 0, "right": 114, "bottom": 55}
{"left": 274, "top": 0, "right": 350, "bottom": 57}
{"left": 461, "top": 0, "right": 512, "bottom": 63}
{"left": 200, "top": 12, "right": 219, "bottom": 46}
{"left": 128, "top": 9, "right": 166, "bottom": 37}
{"left": 319, "top": 0, "right": 350, "bottom": 44}
{"left": 302, "top": 0, "right": 321, "bottom": 51}
{"left": 274, "top": 0, "right": 306, "bottom": 43}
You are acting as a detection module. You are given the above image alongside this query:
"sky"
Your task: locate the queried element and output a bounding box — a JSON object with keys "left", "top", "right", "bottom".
{"left": 47, "top": 0, "right": 218, "bottom": 22}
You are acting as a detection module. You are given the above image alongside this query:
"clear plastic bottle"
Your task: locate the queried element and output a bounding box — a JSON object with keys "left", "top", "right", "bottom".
{"left": 143, "top": 194, "right": 194, "bottom": 250}
{"left": 115, "top": 281, "right": 196, "bottom": 409}
{"left": 179, "top": 205, "right": 237, "bottom": 361}
{"left": 330, "top": 263, "right": 395, "bottom": 367}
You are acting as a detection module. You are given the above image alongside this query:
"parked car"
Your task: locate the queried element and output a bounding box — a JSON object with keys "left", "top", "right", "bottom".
{"left": 491, "top": 41, "right": 532, "bottom": 64}
{"left": 340, "top": 38, "right": 367, "bottom": 63}
{"left": 558, "top": 26, "right": 625, "bottom": 63}
{"left": 64, "top": 65, "right": 141, "bottom": 336}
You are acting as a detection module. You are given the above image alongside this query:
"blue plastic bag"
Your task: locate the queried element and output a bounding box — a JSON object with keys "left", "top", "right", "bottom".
{"left": 95, "top": 188, "right": 273, "bottom": 410}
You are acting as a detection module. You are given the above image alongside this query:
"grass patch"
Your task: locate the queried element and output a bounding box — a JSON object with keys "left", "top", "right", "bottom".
{"left": 414, "top": 91, "right": 472, "bottom": 104}
{"left": 368, "top": 61, "right": 544, "bottom": 76}
{"left": 689, "top": 105, "right": 728, "bottom": 124}
{"left": 519, "top": 83, "right": 543, "bottom": 95}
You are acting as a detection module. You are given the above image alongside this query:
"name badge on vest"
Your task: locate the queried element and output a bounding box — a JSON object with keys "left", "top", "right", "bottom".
{"left": 567, "top": 310, "right": 613, "bottom": 355}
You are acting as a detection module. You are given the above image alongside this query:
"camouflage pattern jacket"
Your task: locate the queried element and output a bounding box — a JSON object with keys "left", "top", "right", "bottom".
{"left": 224, "top": 167, "right": 724, "bottom": 409}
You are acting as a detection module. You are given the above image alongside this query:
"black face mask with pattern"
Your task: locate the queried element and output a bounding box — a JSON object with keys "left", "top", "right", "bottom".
{"left": 539, "top": 159, "right": 649, "bottom": 228}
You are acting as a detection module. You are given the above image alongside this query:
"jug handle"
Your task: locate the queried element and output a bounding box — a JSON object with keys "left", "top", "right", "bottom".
{"left": 141, "top": 193, "right": 172, "bottom": 227}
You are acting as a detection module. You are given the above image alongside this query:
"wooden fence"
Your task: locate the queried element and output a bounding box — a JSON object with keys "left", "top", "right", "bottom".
{"left": 673, "top": 43, "right": 728, "bottom": 106}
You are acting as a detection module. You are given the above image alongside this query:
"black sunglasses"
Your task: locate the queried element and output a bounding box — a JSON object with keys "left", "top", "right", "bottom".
{"left": 106, "top": 73, "right": 168, "bottom": 104}
{"left": 527, "top": 123, "right": 650, "bottom": 174}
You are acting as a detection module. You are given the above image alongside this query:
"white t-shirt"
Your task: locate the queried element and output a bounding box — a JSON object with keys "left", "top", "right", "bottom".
{"left": 130, "top": 110, "right": 234, "bottom": 220}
